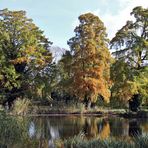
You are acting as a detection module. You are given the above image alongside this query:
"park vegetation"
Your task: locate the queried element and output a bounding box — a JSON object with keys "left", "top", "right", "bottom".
{"left": 0, "top": 6, "right": 147, "bottom": 113}
{"left": 55, "top": 133, "right": 148, "bottom": 148}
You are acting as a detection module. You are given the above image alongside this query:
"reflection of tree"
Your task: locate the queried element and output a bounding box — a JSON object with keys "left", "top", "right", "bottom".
{"left": 0, "top": 115, "right": 146, "bottom": 147}
{"left": 30, "top": 117, "right": 58, "bottom": 148}
{"left": 58, "top": 116, "right": 84, "bottom": 138}
{"left": 141, "top": 122, "right": 148, "bottom": 135}
{"left": 83, "top": 118, "right": 111, "bottom": 140}
{"left": 28, "top": 116, "right": 85, "bottom": 147}
{"left": 99, "top": 120, "right": 110, "bottom": 140}
{"left": 0, "top": 115, "right": 53, "bottom": 148}
{"left": 31, "top": 117, "right": 52, "bottom": 139}
{"left": 110, "top": 118, "right": 129, "bottom": 137}
{"left": 129, "top": 120, "right": 142, "bottom": 136}
{"left": 83, "top": 118, "right": 99, "bottom": 139}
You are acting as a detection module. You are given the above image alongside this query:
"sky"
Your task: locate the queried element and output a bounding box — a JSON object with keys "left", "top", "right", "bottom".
{"left": 0, "top": 0, "right": 147, "bottom": 49}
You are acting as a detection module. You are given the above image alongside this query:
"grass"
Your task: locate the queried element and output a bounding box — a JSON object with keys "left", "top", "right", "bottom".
{"left": 29, "top": 101, "right": 86, "bottom": 114}
{"left": 55, "top": 133, "right": 148, "bottom": 148}
{"left": 28, "top": 100, "right": 127, "bottom": 115}
{"left": 2, "top": 99, "right": 147, "bottom": 117}
{"left": 1, "top": 100, "right": 124, "bottom": 116}
{"left": 13, "top": 100, "right": 147, "bottom": 118}
{"left": 11, "top": 98, "right": 31, "bottom": 115}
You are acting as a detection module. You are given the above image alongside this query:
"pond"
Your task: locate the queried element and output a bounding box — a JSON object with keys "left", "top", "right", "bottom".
{"left": 0, "top": 114, "right": 148, "bottom": 148}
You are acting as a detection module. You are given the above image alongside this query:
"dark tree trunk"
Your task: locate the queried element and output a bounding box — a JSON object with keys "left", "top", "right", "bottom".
{"left": 84, "top": 95, "right": 92, "bottom": 109}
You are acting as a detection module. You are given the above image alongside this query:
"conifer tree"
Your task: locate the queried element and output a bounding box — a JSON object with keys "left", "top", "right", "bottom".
{"left": 68, "top": 13, "right": 111, "bottom": 106}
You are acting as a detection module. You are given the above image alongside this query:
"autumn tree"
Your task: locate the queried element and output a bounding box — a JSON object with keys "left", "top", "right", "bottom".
{"left": 68, "top": 13, "right": 111, "bottom": 107}
{"left": 0, "top": 9, "right": 52, "bottom": 108}
{"left": 110, "top": 6, "right": 148, "bottom": 111}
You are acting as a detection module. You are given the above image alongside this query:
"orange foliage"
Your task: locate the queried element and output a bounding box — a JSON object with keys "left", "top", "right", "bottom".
{"left": 11, "top": 46, "right": 51, "bottom": 67}
{"left": 68, "top": 13, "right": 111, "bottom": 103}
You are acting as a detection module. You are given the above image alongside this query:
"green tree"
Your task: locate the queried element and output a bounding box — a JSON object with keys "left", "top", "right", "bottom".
{"left": 0, "top": 9, "right": 52, "bottom": 107}
{"left": 68, "top": 13, "right": 111, "bottom": 107}
{"left": 110, "top": 60, "right": 133, "bottom": 106}
{"left": 58, "top": 50, "right": 73, "bottom": 93}
{"left": 110, "top": 6, "right": 148, "bottom": 110}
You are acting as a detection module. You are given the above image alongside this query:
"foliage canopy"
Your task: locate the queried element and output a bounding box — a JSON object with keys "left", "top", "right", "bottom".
{"left": 68, "top": 13, "right": 111, "bottom": 103}
{"left": 110, "top": 6, "right": 148, "bottom": 104}
{"left": 0, "top": 9, "right": 52, "bottom": 106}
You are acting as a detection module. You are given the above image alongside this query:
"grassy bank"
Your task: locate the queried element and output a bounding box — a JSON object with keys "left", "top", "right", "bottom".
{"left": 27, "top": 102, "right": 148, "bottom": 118}
{"left": 27, "top": 100, "right": 128, "bottom": 115}
{"left": 1, "top": 99, "right": 148, "bottom": 118}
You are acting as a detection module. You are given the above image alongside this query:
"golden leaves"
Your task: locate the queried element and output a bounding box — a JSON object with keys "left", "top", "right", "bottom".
{"left": 11, "top": 57, "right": 30, "bottom": 64}
{"left": 10, "top": 45, "right": 51, "bottom": 67}
{"left": 68, "top": 13, "right": 111, "bottom": 103}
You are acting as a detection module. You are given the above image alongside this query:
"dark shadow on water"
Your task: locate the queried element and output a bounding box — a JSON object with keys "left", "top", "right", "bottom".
{"left": 129, "top": 119, "right": 142, "bottom": 136}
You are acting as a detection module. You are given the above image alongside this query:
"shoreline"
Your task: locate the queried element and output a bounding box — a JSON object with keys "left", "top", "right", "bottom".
{"left": 7, "top": 109, "right": 148, "bottom": 118}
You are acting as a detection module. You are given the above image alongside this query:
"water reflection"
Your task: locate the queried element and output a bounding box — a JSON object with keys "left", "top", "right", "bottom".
{"left": 0, "top": 114, "right": 148, "bottom": 147}
{"left": 129, "top": 119, "right": 142, "bottom": 136}
{"left": 99, "top": 120, "right": 110, "bottom": 139}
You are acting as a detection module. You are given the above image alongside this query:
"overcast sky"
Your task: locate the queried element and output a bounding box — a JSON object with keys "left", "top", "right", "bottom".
{"left": 0, "top": 0, "right": 147, "bottom": 49}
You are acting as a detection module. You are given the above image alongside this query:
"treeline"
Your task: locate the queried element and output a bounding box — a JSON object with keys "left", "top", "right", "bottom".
{"left": 0, "top": 7, "right": 147, "bottom": 111}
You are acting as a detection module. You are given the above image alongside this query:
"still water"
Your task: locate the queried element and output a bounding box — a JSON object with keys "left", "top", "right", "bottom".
{"left": 0, "top": 115, "right": 148, "bottom": 148}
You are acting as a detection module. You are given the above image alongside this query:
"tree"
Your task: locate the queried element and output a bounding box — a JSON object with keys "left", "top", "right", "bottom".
{"left": 110, "top": 60, "right": 133, "bottom": 103}
{"left": 68, "top": 13, "right": 111, "bottom": 107}
{"left": 58, "top": 51, "right": 73, "bottom": 92}
{"left": 55, "top": 50, "right": 77, "bottom": 103}
{"left": 0, "top": 9, "right": 52, "bottom": 108}
{"left": 110, "top": 6, "right": 148, "bottom": 111}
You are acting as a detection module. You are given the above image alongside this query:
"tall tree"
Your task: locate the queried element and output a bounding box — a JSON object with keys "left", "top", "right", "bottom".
{"left": 0, "top": 9, "right": 52, "bottom": 107}
{"left": 68, "top": 13, "right": 111, "bottom": 106}
{"left": 110, "top": 6, "right": 148, "bottom": 110}
{"left": 58, "top": 50, "right": 73, "bottom": 92}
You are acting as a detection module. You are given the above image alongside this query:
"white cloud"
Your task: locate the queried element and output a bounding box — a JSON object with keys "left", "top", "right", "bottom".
{"left": 71, "top": 0, "right": 148, "bottom": 39}
{"left": 95, "top": 0, "right": 148, "bottom": 39}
